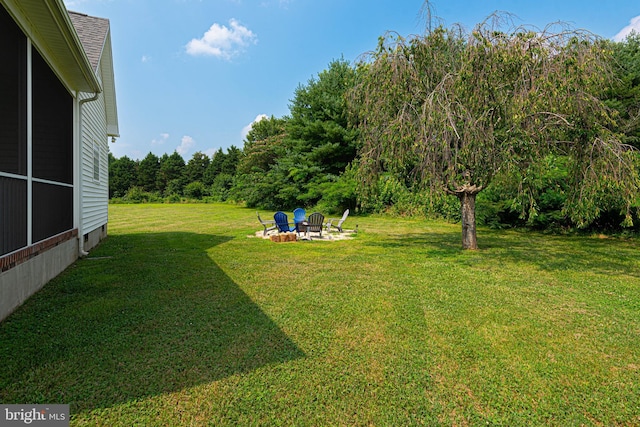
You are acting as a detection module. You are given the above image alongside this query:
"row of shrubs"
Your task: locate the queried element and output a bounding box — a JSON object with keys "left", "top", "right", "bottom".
{"left": 110, "top": 181, "right": 229, "bottom": 204}
{"left": 112, "top": 172, "right": 639, "bottom": 236}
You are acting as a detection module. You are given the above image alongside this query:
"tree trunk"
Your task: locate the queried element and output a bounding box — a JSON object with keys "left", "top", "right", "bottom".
{"left": 458, "top": 190, "right": 478, "bottom": 250}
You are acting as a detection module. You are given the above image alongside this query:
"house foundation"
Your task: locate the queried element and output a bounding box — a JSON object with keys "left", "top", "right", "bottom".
{"left": 83, "top": 224, "right": 107, "bottom": 252}
{"left": 0, "top": 231, "right": 79, "bottom": 322}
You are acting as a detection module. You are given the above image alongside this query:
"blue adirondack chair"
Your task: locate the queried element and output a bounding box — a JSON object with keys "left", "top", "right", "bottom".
{"left": 293, "top": 208, "right": 306, "bottom": 232}
{"left": 274, "top": 211, "right": 296, "bottom": 233}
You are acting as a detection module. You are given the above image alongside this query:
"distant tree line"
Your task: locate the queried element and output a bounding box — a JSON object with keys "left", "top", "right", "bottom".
{"left": 109, "top": 146, "right": 241, "bottom": 203}
{"left": 109, "top": 32, "right": 640, "bottom": 234}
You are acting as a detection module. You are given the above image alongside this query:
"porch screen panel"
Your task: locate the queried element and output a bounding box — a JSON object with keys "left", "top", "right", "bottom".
{"left": 32, "top": 182, "right": 73, "bottom": 243}
{"left": 0, "top": 6, "right": 28, "bottom": 256}
{"left": 0, "top": 5, "right": 27, "bottom": 176}
{"left": 32, "top": 48, "right": 73, "bottom": 185}
{"left": 31, "top": 45, "right": 74, "bottom": 243}
{"left": 0, "top": 177, "right": 27, "bottom": 256}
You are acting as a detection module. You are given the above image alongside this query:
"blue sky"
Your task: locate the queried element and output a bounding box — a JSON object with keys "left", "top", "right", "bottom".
{"left": 63, "top": 0, "right": 640, "bottom": 161}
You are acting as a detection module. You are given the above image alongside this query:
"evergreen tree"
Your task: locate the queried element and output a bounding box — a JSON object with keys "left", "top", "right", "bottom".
{"left": 184, "top": 151, "right": 210, "bottom": 184}
{"left": 231, "top": 59, "right": 360, "bottom": 210}
{"left": 606, "top": 32, "right": 640, "bottom": 148}
{"left": 287, "top": 58, "right": 359, "bottom": 177}
{"left": 157, "top": 151, "right": 186, "bottom": 195}
{"left": 108, "top": 154, "right": 137, "bottom": 198}
{"left": 137, "top": 152, "right": 160, "bottom": 192}
{"left": 204, "top": 148, "right": 225, "bottom": 185}
{"left": 221, "top": 146, "right": 241, "bottom": 175}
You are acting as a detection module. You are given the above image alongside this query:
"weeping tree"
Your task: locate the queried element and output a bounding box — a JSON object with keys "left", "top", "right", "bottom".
{"left": 352, "top": 12, "right": 639, "bottom": 249}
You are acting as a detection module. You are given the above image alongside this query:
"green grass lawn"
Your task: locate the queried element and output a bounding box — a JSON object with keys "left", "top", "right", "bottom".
{"left": 1, "top": 204, "right": 639, "bottom": 426}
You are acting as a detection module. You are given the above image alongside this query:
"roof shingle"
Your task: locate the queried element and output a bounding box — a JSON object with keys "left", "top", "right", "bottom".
{"left": 68, "top": 11, "right": 109, "bottom": 72}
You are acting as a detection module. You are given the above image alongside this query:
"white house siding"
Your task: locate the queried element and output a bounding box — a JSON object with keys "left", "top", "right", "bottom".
{"left": 79, "top": 87, "right": 109, "bottom": 238}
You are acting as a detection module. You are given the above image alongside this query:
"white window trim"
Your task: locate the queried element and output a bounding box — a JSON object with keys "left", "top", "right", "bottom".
{"left": 92, "top": 140, "right": 100, "bottom": 183}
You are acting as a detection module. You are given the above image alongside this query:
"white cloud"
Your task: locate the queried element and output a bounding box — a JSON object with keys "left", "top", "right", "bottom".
{"left": 614, "top": 15, "right": 640, "bottom": 42}
{"left": 185, "top": 19, "right": 257, "bottom": 60}
{"left": 151, "top": 133, "right": 169, "bottom": 145}
{"left": 176, "top": 135, "right": 195, "bottom": 156}
{"left": 241, "top": 114, "right": 268, "bottom": 139}
{"left": 141, "top": 55, "right": 152, "bottom": 63}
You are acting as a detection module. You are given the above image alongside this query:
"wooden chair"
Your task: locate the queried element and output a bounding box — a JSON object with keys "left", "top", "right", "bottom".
{"left": 326, "top": 209, "right": 349, "bottom": 233}
{"left": 257, "top": 212, "right": 276, "bottom": 236}
{"left": 301, "top": 212, "right": 325, "bottom": 239}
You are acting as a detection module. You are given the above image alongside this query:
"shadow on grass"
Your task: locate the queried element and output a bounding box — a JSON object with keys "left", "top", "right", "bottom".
{"left": 0, "top": 232, "right": 305, "bottom": 414}
{"left": 364, "top": 229, "right": 640, "bottom": 278}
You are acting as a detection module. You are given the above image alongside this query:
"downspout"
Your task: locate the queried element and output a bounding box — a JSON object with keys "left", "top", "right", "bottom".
{"left": 77, "top": 92, "right": 100, "bottom": 257}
